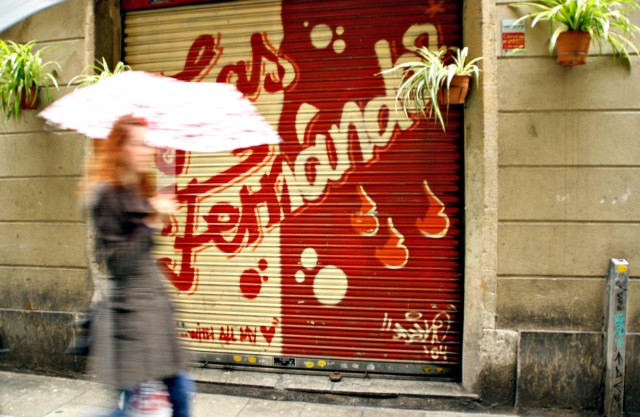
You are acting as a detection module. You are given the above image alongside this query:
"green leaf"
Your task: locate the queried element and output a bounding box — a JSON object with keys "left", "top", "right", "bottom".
{"left": 68, "top": 57, "right": 132, "bottom": 88}
{"left": 510, "top": 0, "right": 640, "bottom": 66}
{"left": 378, "top": 46, "right": 482, "bottom": 131}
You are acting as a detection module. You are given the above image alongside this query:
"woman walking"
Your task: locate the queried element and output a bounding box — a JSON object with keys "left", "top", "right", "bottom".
{"left": 84, "top": 115, "right": 193, "bottom": 417}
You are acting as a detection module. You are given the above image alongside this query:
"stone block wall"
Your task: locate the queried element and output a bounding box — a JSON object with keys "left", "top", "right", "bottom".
{"left": 494, "top": 0, "right": 640, "bottom": 412}
{"left": 0, "top": 0, "right": 92, "bottom": 376}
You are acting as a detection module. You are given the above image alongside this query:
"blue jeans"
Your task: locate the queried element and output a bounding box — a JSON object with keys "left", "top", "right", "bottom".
{"left": 164, "top": 372, "right": 194, "bottom": 417}
{"left": 108, "top": 372, "right": 194, "bottom": 417}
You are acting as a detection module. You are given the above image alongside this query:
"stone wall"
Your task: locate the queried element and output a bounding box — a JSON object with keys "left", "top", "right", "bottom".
{"left": 494, "top": 0, "right": 640, "bottom": 412}
{"left": 0, "top": 0, "right": 92, "bottom": 375}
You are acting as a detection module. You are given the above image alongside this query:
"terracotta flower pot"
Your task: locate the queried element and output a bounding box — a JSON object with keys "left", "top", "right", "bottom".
{"left": 19, "top": 86, "right": 40, "bottom": 110}
{"left": 556, "top": 31, "right": 591, "bottom": 66}
{"left": 437, "top": 75, "right": 470, "bottom": 105}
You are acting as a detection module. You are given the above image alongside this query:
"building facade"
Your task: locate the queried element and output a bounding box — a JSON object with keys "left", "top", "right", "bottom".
{"left": 0, "top": 0, "right": 638, "bottom": 414}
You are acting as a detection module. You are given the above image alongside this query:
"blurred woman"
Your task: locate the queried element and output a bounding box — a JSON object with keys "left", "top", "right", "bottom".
{"left": 83, "top": 115, "right": 193, "bottom": 417}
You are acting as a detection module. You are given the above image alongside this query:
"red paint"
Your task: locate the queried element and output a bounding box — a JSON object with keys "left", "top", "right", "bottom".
{"left": 139, "top": 0, "right": 464, "bottom": 366}
{"left": 240, "top": 326, "right": 257, "bottom": 344}
{"left": 171, "top": 34, "right": 222, "bottom": 82}
{"left": 219, "top": 325, "right": 237, "bottom": 344}
{"left": 260, "top": 325, "right": 276, "bottom": 346}
{"left": 217, "top": 33, "right": 289, "bottom": 100}
{"left": 181, "top": 321, "right": 279, "bottom": 346}
{"left": 240, "top": 268, "right": 262, "bottom": 300}
{"left": 277, "top": 0, "right": 463, "bottom": 363}
{"left": 182, "top": 323, "right": 215, "bottom": 341}
{"left": 155, "top": 148, "right": 189, "bottom": 177}
{"left": 157, "top": 145, "right": 274, "bottom": 292}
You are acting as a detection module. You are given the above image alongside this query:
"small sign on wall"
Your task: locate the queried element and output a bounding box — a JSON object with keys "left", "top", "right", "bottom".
{"left": 501, "top": 19, "right": 525, "bottom": 55}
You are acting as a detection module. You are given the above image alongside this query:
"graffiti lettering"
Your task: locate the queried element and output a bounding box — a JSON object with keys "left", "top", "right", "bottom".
{"left": 387, "top": 311, "right": 450, "bottom": 344}
{"left": 180, "top": 320, "right": 278, "bottom": 346}
{"left": 424, "top": 0, "right": 447, "bottom": 18}
{"left": 424, "top": 345, "right": 448, "bottom": 360}
{"left": 614, "top": 312, "right": 626, "bottom": 349}
{"left": 613, "top": 380, "right": 624, "bottom": 410}
{"left": 158, "top": 145, "right": 276, "bottom": 291}
{"left": 207, "top": 163, "right": 284, "bottom": 253}
{"left": 219, "top": 325, "right": 237, "bottom": 344}
{"left": 172, "top": 34, "right": 222, "bottom": 82}
{"left": 182, "top": 323, "right": 216, "bottom": 342}
{"left": 217, "top": 32, "right": 293, "bottom": 100}
{"left": 240, "top": 326, "right": 257, "bottom": 344}
{"left": 609, "top": 275, "right": 627, "bottom": 412}
{"left": 381, "top": 306, "right": 455, "bottom": 361}
{"left": 161, "top": 25, "right": 440, "bottom": 293}
{"left": 171, "top": 31, "right": 293, "bottom": 100}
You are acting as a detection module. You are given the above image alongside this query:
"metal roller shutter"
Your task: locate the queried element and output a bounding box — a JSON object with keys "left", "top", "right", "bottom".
{"left": 123, "top": 0, "right": 464, "bottom": 379}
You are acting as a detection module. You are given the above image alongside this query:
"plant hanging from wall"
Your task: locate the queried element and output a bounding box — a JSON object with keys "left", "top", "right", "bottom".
{"left": 381, "top": 46, "right": 483, "bottom": 131}
{"left": 69, "top": 58, "right": 132, "bottom": 88}
{"left": 0, "top": 40, "right": 60, "bottom": 121}
{"left": 511, "top": 0, "right": 640, "bottom": 66}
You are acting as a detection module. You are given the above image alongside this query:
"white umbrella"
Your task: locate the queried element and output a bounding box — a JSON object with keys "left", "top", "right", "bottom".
{"left": 0, "top": 0, "right": 65, "bottom": 33}
{"left": 38, "top": 71, "right": 282, "bottom": 153}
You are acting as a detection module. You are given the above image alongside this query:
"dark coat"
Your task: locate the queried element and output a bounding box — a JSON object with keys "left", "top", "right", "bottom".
{"left": 88, "top": 184, "right": 188, "bottom": 389}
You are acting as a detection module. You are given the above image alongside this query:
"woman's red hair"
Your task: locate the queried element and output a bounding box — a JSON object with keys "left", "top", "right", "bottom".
{"left": 82, "top": 115, "right": 156, "bottom": 199}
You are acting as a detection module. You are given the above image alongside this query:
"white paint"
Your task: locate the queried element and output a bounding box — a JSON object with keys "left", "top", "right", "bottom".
{"left": 310, "top": 24, "right": 332, "bottom": 49}
{"left": 296, "top": 103, "right": 320, "bottom": 145}
{"left": 313, "top": 265, "right": 348, "bottom": 305}
{"left": 301, "top": 247, "right": 318, "bottom": 269}
{"left": 333, "top": 39, "right": 346, "bottom": 54}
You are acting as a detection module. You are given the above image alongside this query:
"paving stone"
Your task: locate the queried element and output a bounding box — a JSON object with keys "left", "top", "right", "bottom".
{"left": 0, "top": 372, "right": 44, "bottom": 406}
{"left": 0, "top": 370, "right": 530, "bottom": 417}
{"left": 299, "top": 403, "right": 364, "bottom": 417}
{"left": 2, "top": 378, "right": 94, "bottom": 417}
{"left": 238, "top": 399, "right": 305, "bottom": 417}
{"left": 362, "top": 407, "right": 425, "bottom": 417}
{"left": 66, "top": 384, "right": 119, "bottom": 409}
{"left": 192, "top": 392, "right": 248, "bottom": 417}
{"left": 42, "top": 404, "right": 111, "bottom": 417}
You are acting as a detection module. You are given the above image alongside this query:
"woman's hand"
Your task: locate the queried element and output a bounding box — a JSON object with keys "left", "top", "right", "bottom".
{"left": 145, "top": 194, "right": 178, "bottom": 228}
{"left": 149, "top": 194, "right": 178, "bottom": 216}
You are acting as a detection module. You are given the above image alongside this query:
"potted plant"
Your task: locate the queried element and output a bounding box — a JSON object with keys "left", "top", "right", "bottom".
{"left": 0, "top": 40, "right": 60, "bottom": 120}
{"left": 511, "top": 0, "right": 640, "bottom": 67}
{"left": 381, "top": 46, "right": 483, "bottom": 131}
{"left": 69, "top": 58, "right": 131, "bottom": 88}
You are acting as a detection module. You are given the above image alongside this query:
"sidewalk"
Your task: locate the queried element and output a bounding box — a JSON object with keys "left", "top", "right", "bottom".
{"left": 0, "top": 370, "right": 587, "bottom": 417}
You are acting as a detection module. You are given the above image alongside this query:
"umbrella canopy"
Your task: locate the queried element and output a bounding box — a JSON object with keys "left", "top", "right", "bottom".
{"left": 0, "top": 0, "right": 65, "bottom": 33}
{"left": 38, "top": 71, "right": 282, "bottom": 153}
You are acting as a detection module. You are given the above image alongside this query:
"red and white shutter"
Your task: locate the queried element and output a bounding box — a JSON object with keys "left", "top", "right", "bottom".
{"left": 123, "top": 0, "right": 464, "bottom": 379}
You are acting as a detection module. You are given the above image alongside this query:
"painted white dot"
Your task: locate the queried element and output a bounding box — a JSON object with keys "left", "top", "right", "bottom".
{"left": 333, "top": 39, "right": 346, "bottom": 54}
{"left": 310, "top": 24, "right": 333, "bottom": 49}
{"left": 304, "top": 21, "right": 309, "bottom": 27}
{"left": 301, "top": 247, "right": 318, "bottom": 269}
{"left": 295, "top": 270, "right": 306, "bottom": 284}
{"left": 336, "top": 26, "right": 345, "bottom": 35}
{"left": 313, "top": 266, "right": 348, "bottom": 305}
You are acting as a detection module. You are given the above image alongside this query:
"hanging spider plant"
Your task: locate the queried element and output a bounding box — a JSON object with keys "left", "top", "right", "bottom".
{"left": 69, "top": 58, "right": 132, "bottom": 88}
{"left": 381, "top": 46, "right": 483, "bottom": 131}
{"left": 0, "top": 40, "right": 60, "bottom": 120}
{"left": 511, "top": 0, "right": 640, "bottom": 66}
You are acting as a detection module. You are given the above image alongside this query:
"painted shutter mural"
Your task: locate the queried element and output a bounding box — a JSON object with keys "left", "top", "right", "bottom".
{"left": 123, "top": 0, "right": 464, "bottom": 378}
